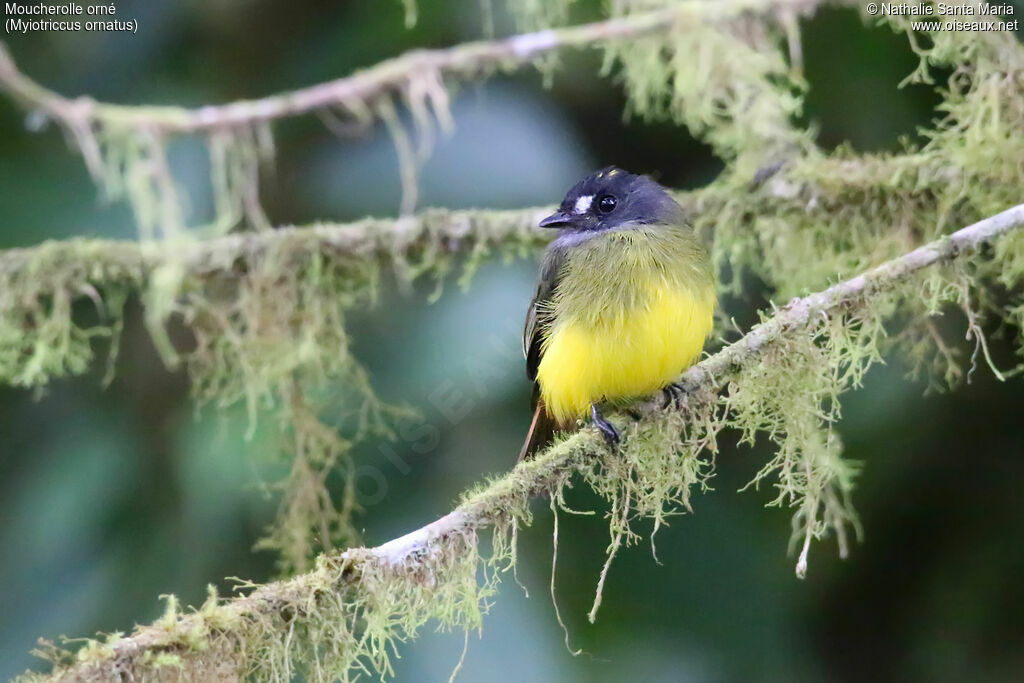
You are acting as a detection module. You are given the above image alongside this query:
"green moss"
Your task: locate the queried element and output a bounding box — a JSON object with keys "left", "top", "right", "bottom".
{"left": 1, "top": 209, "right": 548, "bottom": 577}
{"left": 22, "top": 435, "right": 593, "bottom": 683}
{"left": 0, "top": 240, "right": 142, "bottom": 387}
{"left": 602, "top": 8, "right": 811, "bottom": 178}
{"left": 81, "top": 121, "right": 273, "bottom": 239}
{"left": 728, "top": 312, "right": 875, "bottom": 576}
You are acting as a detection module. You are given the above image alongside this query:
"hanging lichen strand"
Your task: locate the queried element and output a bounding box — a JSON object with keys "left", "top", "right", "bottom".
{"left": 0, "top": 209, "right": 547, "bottom": 575}
{"left": 0, "top": 0, "right": 850, "bottom": 243}
{"left": 4, "top": 1, "right": 1024, "bottom": 679}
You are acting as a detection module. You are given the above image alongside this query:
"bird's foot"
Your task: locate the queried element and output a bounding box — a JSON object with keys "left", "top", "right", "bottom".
{"left": 662, "top": 382, "right": 688, "bottom": 410}
{"left": 591, "top": 404, "right": 620, "bottom": 451}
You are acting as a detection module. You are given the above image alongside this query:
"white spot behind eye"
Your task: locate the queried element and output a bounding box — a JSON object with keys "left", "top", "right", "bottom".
{"left": 574, "top": 195, "right": 593, "bottom": 214}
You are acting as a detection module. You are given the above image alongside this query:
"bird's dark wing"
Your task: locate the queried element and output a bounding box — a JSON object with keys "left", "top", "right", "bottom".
{"left": 523, "top": 248, "right": 564, "bottom": 382}
{"left": 518, "top": 246, "right": 565, "bottom": 462}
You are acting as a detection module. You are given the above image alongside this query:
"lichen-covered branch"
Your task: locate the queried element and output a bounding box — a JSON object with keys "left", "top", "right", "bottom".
{"left": 679, "top": 204, "right": 1024, "bottom": 394}
{"left": 0, "top": 1, "right": 822, "bottom": 134}
{"left": 0, "top": 206, "right": 552, "bottom": 573}
{"left": 367, "top": 202, "right": 1024, "bottom": 566}
{"left": 0, "top": 143, "right": 994, "bottom": 310}
{"left": 0, "top": 208, "right": 547, "bottom": 283}
{"left": 0, "top": 0, "right": 845, "bottom": 236}
{"left": 1, "top": 14, "right": 663, "bottom": 132}
{"left": 0, "top": 206, "right": 548, "bottom": 393}
{"left": 29, "top": 202, "right": 1024, "bottom": 683}
{"left": 0, "top": 137, "right": 1017, "bottom": 395}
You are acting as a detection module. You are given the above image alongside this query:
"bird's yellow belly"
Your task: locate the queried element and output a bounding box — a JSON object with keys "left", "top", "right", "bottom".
{"left": 537, "top": 283, "right": 714, "bottom": 425}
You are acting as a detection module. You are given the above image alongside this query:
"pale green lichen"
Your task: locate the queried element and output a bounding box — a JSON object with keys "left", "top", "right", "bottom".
{"left": 0, "top": 240, "right": 141, "bottom": 387}
{"left": 601, "top": 6, "right": 811, "bottom": 177}
{"left": 728, "top": 310, "right": 877, "bottom": 576}
{"left": 157, "top": 211, "right": 542, "bottom": 570}
{"left": 75, "top": 118, "right": 274, "bottom": 239}
{"left": 20, "top": 433, "right": 593, "bottom": 683}
{"left": 143, "top": 236, "right": 390, "bottom": 569}
{"left": 0, "top": 209, "right": 547, "bottom": 575}
{"left": 578, "top": 394, "right": 717, "bottom": 620}
{"left": 238, "top": 431, "right": 594, "bottom": 681}
{"left": 614, "top": 7, "right": 1024, "bottom": 310}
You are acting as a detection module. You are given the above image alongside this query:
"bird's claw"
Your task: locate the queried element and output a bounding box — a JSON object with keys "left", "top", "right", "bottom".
{"left": 662, "top": 382, "right": 688, "bottom": 409}
{"left": 591, "top": 404, "right": 621, "bottom": 451}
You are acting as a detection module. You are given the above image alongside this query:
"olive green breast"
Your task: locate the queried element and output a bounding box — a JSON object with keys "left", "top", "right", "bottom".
{"left": 550, "top": 224, "right": 716, "bottom": 328}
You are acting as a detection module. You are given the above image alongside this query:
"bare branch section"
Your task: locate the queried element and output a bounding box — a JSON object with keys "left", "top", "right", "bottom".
{"left": 43, "top": 203, "right": 1024, "bottom": 682}
{"left": 0, "top": 0, "right": 819, "bottom": 134}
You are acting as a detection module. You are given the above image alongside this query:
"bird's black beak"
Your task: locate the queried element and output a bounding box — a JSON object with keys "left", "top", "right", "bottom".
{"left": 539, "top": 210, "right": 576, "bottom": 229}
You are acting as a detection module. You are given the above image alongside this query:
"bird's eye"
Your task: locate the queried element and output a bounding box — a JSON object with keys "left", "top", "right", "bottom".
{"left": 597, "top": 194, "right": 617, "bottom": 213}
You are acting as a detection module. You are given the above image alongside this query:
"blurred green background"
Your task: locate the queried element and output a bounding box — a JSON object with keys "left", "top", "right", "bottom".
{"left": 2, "top": 1, "right": 1024, "bottom": 681}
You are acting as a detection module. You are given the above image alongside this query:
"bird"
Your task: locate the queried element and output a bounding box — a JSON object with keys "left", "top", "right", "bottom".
{"left": 518, "top": 167, "right": 716, "bottom": 461}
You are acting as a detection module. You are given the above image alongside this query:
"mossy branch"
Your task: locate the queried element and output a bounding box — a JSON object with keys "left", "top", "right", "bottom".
{"left": 0, "top": 145, "right": 980, "bottom": 302}
{"left": 0, "top": 0, "right": 843, "bottom": 236}
{"left": 0, "top": 208, "right": 548, "bottom": 283}
{"left": 33, "top": 202, "right": 1024, "bottom": 683}
{"left": 678, "top": 203, "right": 1024, "bottom": 395}
{"left": 364, "top": 202, "right": 1024, "bottom": 565}
{"left": 0, "top": 0, "right": 825, "bottom": 134}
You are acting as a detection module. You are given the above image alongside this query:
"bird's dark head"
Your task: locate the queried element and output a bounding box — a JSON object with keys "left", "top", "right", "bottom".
{"left": 539, "top": 167, "right": 682, "bottom": 233}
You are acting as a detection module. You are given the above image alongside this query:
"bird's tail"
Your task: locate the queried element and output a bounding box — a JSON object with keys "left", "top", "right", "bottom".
{"left": 517, "top": 401, "right": 556, "bottom": 462}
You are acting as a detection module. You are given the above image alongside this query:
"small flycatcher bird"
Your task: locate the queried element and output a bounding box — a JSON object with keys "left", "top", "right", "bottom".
{"left": 519, "top": 167, "right": 716, "bottom": 461}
